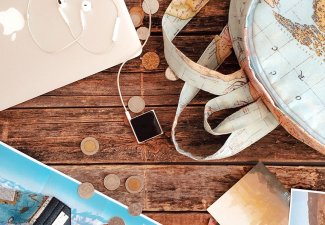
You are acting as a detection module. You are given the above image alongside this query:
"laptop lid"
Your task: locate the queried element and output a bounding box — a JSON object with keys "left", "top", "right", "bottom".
{"left": 0, "top": 0, "right": 142, "bottom": 110}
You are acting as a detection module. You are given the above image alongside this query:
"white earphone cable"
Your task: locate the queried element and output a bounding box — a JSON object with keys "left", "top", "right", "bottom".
{"left": 26, "top": 0, "right": 84, "bottom": 54}
{"left": 65, "top": 0, "right": 120, "bottom": 54}
{"left": 28, "top": 0, "right": 151, "bottom": 119}
{"left": 117, "top": 0, "right": 152, "bottom": 119}
{"left": 27, "top": 0, "right": 120, "bottom": 54}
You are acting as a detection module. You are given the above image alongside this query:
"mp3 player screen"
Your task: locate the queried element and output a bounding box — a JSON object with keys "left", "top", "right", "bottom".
{"left": 130, "top": 111, "right": 163, "bottom": 143}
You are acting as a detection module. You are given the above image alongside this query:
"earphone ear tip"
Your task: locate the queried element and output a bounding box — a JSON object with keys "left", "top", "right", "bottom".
{"left": 58, "top": 0, "right": 67, "bottom": 8}
{"left": 81, "top": 11, "right": 86, "bottom": 28}
{"left": 58, "top": 6, "right": 70, "bottom": 25}
{"left": 82, "top": 1, "right": 92, "bottom": 12}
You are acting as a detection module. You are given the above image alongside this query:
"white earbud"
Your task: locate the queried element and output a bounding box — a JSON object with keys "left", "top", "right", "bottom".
{"left": 28, "top": 0, "right": 120, "bottom": 54}
{"left": 81, "top": 10, "right": 86, "bottom": 28}
{"left": 112, "top": 17, "right": 120, "bottom": 42}
{"left": 82, "top": 1, "right": 92, "bottom": 12}
{"left": 58, "top": 6, "right": 70, "bottom": 25}
{"left": 58, "top": 0, "right": 67, "bottom": 8}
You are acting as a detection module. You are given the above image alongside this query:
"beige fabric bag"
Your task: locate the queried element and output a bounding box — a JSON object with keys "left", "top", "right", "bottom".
{"left": 162, "top": 0, "right": 325, "bottom": 160}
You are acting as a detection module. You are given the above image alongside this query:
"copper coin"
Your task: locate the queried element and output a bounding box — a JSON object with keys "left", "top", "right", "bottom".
{"left": 78, "top": 182, "right": 94, "bottom": 199}
{"left": 165, "top": 67, "right": 179, "bottom": 81}
{"left": 104, "top": 174, "right": 121, "bottom": 191}
{"left": 128, "top": 202, "right": 143, "bottom": 216}
{"left": 108, "top": 217, "right": 125, "bottom": 225}
{"left": 125, "top": 176, "right": 144, "bottom": 194}
{"left": 142, "top": 52, "right": 160, "bottom": 70}
{"left": 137, "top": 26, "right": 150, "bottom": 41}
{"left": 128, "top": 96, "right": 146, "bottom": 113}
{"left": 142, "top": 0, "right": 159, "bottom": 15}
{"left": 81, "top": 137, "right": 99, "bottom": 156}
{"left": 129, "top": 7, "right": 144, "bottom": 27}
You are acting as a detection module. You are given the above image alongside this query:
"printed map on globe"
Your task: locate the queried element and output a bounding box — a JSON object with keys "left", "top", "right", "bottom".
{"left": 251, "top": 0, "right": 325, "bottom": 145}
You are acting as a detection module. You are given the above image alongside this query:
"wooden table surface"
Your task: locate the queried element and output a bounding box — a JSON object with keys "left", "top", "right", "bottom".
{"left": 1, "top": 0, "right": 325, "bottom": 224}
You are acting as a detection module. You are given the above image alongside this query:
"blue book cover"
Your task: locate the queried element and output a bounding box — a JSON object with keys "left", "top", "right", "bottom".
{"left": 0, "top": 141, "right": 160, "bottom": 225}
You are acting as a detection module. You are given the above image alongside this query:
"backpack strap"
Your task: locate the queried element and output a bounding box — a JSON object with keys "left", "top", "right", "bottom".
{"left": 163, "top": 0, "right": 279, "bottom": 160}
{"left": 172, "top": 82, "right": 279, "bottom": 160}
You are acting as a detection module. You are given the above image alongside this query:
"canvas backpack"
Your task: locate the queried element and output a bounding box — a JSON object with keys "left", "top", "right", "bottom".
{"left": 162, "top": 0, "right": 325, "bottom": 160}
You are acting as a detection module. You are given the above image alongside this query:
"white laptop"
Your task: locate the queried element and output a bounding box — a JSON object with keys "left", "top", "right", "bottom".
{"left": 0, "top": 0, "right": 142, "bottom": 110}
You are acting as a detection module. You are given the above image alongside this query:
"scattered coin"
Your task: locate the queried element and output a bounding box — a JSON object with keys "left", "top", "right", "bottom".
{"left": 128, "top": 203, "right": 143, "bottom": 216}
{"left": 165, "top": 67, "right": 179, "bottom": 81}
{"left": 128, "top": 96, "right": 146, "bottom": 113}
{"left": 142, "top": 52, "right": 160, "bottom": 70}
{"left": 129, "top": 7, "right": 144, "bottom": 27}
{"left": 78, "top": 182, "right": 94, "bottom": 199}
{"left": 137, "top": 26, "right": 150, "bottom": 41}
{"left": 104, "top": 174, "right": 121, "bottom": 191}
{"left": 142, "top": 0, "right": 159, "bottom": 15}
{"left": 125, "top": 176, "right": 144, "bottom": 194}
{"left": 80, "top": 137, "right": 99, "bottom": 156}
{"left": 108, "top": 217, "right": 125, "bottom": 225}
{"left": 131, "top": 14, "right": 142, "bottom": 28}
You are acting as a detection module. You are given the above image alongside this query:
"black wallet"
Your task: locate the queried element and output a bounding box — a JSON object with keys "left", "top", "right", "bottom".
{"left": 33, "top": 197, "right": 71, "bottom": 225}
{"left": 0, "top": 185, "right": 71, "bottom": 225}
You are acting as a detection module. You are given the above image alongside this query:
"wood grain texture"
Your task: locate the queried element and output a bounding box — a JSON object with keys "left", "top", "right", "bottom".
{"left": 53, "top": 165, "right": 325, "bottom": 212}
{"left": 0, "top": 0, "right": 324, "bottom": 224}
{"left": 126, "top": 0, "right": 230, "bottom": 34}
{"left": 146, "top": 213, "right": 211, "bottom": 225}
{"left": 0, "top": 106, "right": 323, "bottom": 164}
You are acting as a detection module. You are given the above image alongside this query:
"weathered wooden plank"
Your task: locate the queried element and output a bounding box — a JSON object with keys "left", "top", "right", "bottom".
{"left": 14, "top": 94, "right": 209, "bottom": 108}
{"left": 0, "top": 106, "right": 323, "bottom": 164}
{"left": 145, "top": 213, "right": 211, "bottom": 225}
{"left": 53, "top": 165, "right": 325, "bottom": 211}
{"left": 18, "top": 72, "right": 184, "bottom": 99}
{"left": 72, "top": 35, "right": 238, "bottom": 73}
{"left": 126, "top": 0, "right": 230, "bottom": 33}
{"left": 14, "top": 71, "right": 213, "bottom": 108}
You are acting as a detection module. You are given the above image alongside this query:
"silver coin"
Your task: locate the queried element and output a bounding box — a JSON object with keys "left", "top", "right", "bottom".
{"left": 128, "top": 96, "right": 146, "bottom": 113}
{"left": 142, "top": 0, "right": 159, "bottom": 15}
{"left": 108, "top": 217, "right": 125, "bottom": 225}
{"left": 137, "top": 27, "right": 150, "bottom": 41}
{"left": 131, "top": 14, "right": 142, "bottom": 28}
{"left": 165, "top": 67, "right": 179, "bottom": 81}
{"left": 128, "top": 203, "right": 143, "bottom": 216}
{"left": 125, "top": 176, "right": 144, "bottom": 194}
{"left": 129, "top": 7, "right": 144, "bottom": 28}
{"left": 78, "top": 182, "right": 94, "bottom": 199}
{"left": 104, "top": 174, "right": 120, "bottom": 191}
{"left": 80, "top": 137, "right": 99, "bottom": 156}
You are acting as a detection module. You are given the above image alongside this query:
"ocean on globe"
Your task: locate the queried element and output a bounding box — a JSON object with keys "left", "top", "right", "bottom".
{"left": 251, "top": 0, "right": 324, "bottom": 145}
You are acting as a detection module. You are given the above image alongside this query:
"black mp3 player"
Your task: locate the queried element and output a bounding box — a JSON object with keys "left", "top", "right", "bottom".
{"left": 129, "top": 110, "right": 163, "bottom": 143}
